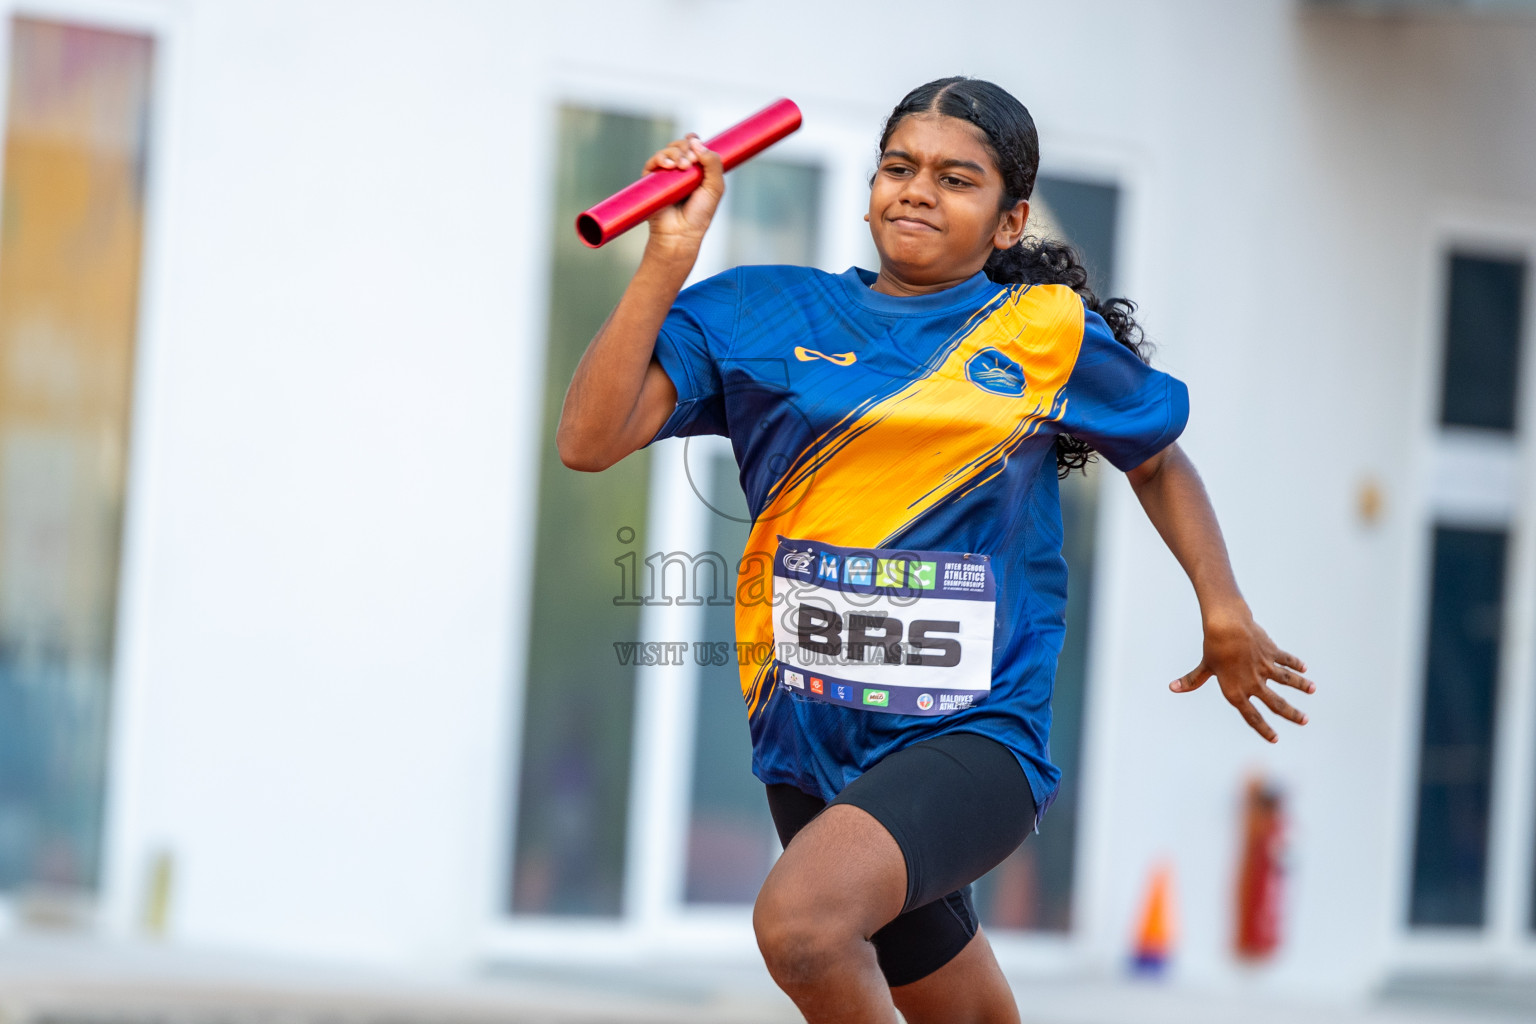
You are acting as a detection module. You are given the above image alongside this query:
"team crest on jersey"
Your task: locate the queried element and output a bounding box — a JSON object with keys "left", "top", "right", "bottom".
{"left": 964, "top": 347, "right": 1027, "bottom": 396}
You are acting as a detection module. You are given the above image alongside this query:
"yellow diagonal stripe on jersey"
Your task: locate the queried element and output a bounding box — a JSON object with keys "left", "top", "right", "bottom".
{"left": 738, "top": 284, "right": 1087, "bottom": 713}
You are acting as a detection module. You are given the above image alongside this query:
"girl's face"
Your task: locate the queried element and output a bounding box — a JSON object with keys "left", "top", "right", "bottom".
{"left": 868, "top": 113, "right": 1028, "bottom": 289}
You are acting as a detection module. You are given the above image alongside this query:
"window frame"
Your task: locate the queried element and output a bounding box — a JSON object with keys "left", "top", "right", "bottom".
{"left": 1018, "top": 148, "right": 1148, "bottom": 966}
{"left": 1393, "top": 211, "right": 1536, "bottom": 973}
{"left": 487, "top": 75, "right": 1145, "bottom": 974}
{"left": 490, "top": 82, "right": 885, "bottom": 963}
{"left": 0, "top": 0, "right": 178, "bottom": 936}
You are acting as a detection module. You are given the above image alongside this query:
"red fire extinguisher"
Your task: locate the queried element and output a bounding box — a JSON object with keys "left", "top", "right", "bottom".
{"left": 1234, "top": 778, "right": 1285, "bottom": 960}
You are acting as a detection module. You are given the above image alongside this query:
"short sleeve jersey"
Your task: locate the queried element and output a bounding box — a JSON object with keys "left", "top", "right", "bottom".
{"left": 650, "top": 265, "right": 1189, "bottom": 818}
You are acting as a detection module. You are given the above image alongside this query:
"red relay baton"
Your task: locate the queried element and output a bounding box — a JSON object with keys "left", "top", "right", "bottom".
{"left": 575, "top": 98, "right": 802, "bottom": 248}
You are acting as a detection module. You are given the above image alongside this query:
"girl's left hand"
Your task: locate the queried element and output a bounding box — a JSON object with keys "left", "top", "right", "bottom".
{"left": 1171, "top": 609, "right": 1314, "bottom": 743}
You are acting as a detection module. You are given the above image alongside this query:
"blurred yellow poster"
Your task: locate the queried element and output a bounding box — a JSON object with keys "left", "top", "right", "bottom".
{"left": 0, "top": 18, "right": 153, "bottom": 894}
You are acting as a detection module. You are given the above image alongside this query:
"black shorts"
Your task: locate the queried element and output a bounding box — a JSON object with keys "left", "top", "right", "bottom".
{"left": 765, "top": 731, "right": 1036, "bottom": 987}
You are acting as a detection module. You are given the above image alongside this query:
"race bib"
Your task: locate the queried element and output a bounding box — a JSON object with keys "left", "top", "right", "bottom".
{"left": 771, "top": 536, "right": 995, "bottom": 716}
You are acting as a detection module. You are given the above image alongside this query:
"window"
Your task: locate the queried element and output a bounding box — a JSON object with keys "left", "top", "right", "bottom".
{"left": 683, "top": 452, "right": 774, "bottom": 904}
{"left": 508, "top": 107, "right": 673, "bottom": 916}
{"left": 1530, "top": 754, "right": 1536, "bottom": 933}
{"left": 0, "top": 18, "right": 154, "bottom": 896}
{"left": 1033, "top": 176, "right": 1120, "bottom": 297}
{"left": 725, "top": 159, "right": 823, "bottom": 269}
{"left": 971, "top": 176, "right": 1119, "bottom": 931}
{"left": 1408, "top": 527, "right": 1507, "bottom": 927}
{"left": 504, "top": 113, "right": 1122, "bottom": 944}
{"left": 683, "top": 158, "right": 822, "bottom": 905}
{"left": 1406, "top": 244, "right": 1534, "bottom": 946}
{"left": 1438, "top": 254, "right": 1525, "bottom": 432}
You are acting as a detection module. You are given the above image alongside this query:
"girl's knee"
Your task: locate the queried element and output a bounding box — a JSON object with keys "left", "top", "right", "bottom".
{"left": 753, "top": 880, "right": 860, "bottom": 986}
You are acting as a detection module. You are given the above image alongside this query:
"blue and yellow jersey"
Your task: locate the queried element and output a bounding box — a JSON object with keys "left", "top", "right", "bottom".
{"left": 650, "top": 265, "right": 1188, "bottom": 817}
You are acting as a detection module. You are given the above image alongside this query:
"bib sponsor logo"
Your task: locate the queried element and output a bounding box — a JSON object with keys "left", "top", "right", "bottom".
{"left": 862, "top": 689, "right": 889, "bottom": 707}
{"left": 916, "top": 693, "right": 934, "bottom": 711}
{"left": 965, "top": 347, "right": 1027, "bottom": 397}
{"left": 817, "top": 554, "right": 840, "bottom": 582}
{"left": 942, "top": 561, "right": 988, "bottom": 592}
{"left": 869, "top": 558, "right": 936, "bottom": 590}
{"left": 809, "top": 676, "right": 824, "bottom": 695}
{"left": 783, "top": 668, "right": 805, "bottom": 689}
{"left": 783, "top": 550, "right": 813, "bottom": 573}
{"left": 845, "top": 556, "right": 873, "bottom": 586}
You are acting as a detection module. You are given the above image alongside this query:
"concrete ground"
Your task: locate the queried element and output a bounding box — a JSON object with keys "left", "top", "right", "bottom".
{"left": 1, "top": 935, "right": 1533, "bottom": 1024}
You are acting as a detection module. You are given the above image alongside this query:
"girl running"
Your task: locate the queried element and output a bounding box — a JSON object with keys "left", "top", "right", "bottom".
{"left": 557, "top": 77, "right": 1313, "bottom": 1024}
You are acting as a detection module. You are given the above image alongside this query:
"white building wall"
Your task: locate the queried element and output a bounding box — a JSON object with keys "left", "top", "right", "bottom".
{"left": 101, "top": 0, "right": 545, "bottom": 968}
{"left": 62, "top": 0, "right": 1536, "bottom": 997}
{"left": 1082, "top": 4, "right": 1536, "bottom": 996}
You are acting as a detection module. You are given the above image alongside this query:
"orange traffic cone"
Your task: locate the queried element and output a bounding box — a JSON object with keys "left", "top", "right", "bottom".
{"left": 1131, "top": 861, "right": 1176, "bottom": 974}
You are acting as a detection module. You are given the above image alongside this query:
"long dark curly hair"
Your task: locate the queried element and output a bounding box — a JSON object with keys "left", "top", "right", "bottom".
{"left": 879, "top": 77, "right": 1153, "bottom": 478}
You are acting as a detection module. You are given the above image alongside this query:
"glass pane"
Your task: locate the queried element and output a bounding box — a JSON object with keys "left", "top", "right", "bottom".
{"left": 1531, "top": 736, "right": 1536, "bottom": 931}
{"left": 678, "top": 160, "right": 821, "bottom": 904}
{"left": 973, "top": 467, "right": 1098, "bottom": 931}
{"left": 509, "top": 107, "right": 672, "bottom": 917}
{"left": 972, "top": 178, "right": 1118, "bottom": 933}
{"left": 726, "top": 160, "right": 821, "bottom": 268}
{"left": 0, "top": 18, "right": 154, "bottom": 894}
{"left": 1033, "top": 176, "right": 1120, "bottom": 296}
{"left": 1531, "top": 747, "right": 1536, "bottom": 931}
{"left": 683, "top": 452, "right": 775, "bottom": 904}
{"left": 1438, "top": 253, "right": 1525, "bottom": 432}
{"left": 1409, "top": 526, "right": 1506, "bottom": 927}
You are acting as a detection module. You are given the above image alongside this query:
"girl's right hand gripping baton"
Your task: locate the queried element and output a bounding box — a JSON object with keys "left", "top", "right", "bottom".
{"left": 575, "top": 98, "right": 803, "bottom": 249}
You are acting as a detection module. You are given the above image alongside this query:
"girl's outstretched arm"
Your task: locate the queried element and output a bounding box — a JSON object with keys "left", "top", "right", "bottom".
{"left": 557, "top": 136, "right": 723, "bottom": 472}
{"left": 1124, "top": 443, "right": 1314, "bottom": 742}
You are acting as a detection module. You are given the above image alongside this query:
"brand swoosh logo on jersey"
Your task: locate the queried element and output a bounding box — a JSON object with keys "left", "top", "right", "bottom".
{"left": 794, "top": 347, "right": 857, "bottom": 366}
